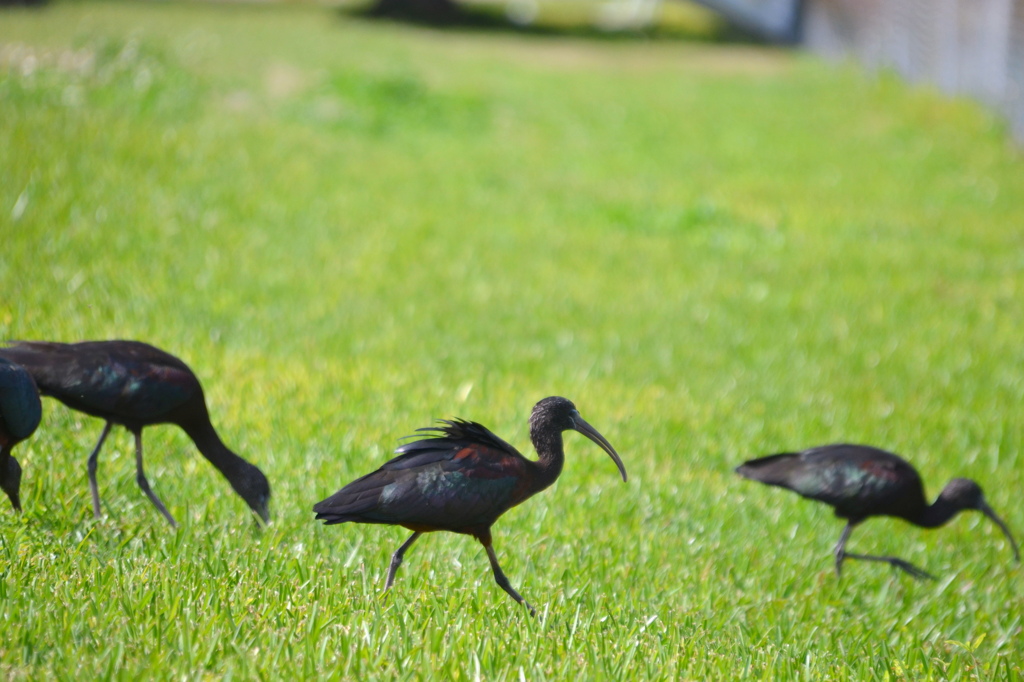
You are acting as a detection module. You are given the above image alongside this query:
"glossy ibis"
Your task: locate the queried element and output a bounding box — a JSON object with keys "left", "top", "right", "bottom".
{"left": 0, "top": 341, "right": 271, "bottom": 526}
{"left": 314, "top": 396, "right": 627, "bottom": 614}
{"left": 736, "top": 443, "right": 1020, "bottom": 579}
{"left": 0, "top": 358, "right": 42, "bottom": 512}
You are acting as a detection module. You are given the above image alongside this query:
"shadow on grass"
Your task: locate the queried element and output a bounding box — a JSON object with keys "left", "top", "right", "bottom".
{"left": 338, "top": 0, "right": 762, "bottom": 44}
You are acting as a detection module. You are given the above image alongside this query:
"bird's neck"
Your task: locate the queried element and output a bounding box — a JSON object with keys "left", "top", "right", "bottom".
{"left": 530, "top": 427, "right": 565, "bottom": 492}
{"left": 916, "top": 496, "right": 962, "bottom": 529}
{"left": 182, "top": 418, "right": 247, "bottom": 476}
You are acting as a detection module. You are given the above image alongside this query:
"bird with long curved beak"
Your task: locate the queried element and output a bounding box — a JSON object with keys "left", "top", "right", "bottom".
{"left": 737, "top": 443, "right": 1019, "bottom": 579}
{"left": 314, "top": 396, "right": 626, "bottom": 614}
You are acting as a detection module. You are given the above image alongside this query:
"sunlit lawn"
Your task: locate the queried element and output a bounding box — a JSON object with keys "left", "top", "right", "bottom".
{"left": 2, "top": 1, "right": 1023, "bottom": 678}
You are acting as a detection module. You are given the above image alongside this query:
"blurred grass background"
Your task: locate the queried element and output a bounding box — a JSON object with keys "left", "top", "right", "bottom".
{"left": 1, "top": 1, "right": 1023, "bottom": 678}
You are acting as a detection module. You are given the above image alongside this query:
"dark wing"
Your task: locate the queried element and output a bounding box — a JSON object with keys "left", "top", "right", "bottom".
{"left": 0, "top": 358, "right": 42, "bottom": 441}
{"left": 737, "top": 443, "right": 926, "bottom": 519}
{"left": 397, "top": 418, "right": 522, "bottom": 459}
{"left": 314, "top": 420, "right": 531, "bottom": 531}
{"left": 0, "top": 341, "right": 199, "bottom": 422}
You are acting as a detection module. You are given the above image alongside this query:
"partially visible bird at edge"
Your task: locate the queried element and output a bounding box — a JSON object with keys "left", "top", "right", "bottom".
{"left": 313, "top": 396, "right": 627, "bottom": 615}
{"left": 736, "top": 443, "right": 1020, "bottom": 580}
{"left": 0, "top": 357, "right": 42, "bottom": 512}
{"left": 0, "top": 340, "right": 271, "bottom": 526}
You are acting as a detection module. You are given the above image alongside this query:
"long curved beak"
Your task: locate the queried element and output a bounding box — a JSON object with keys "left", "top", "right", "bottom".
{"left": 573, "top": 414, "right": 627, "bottom": 482}
{"left": 979, "top": 500, "right": 1020, "bottom": 562}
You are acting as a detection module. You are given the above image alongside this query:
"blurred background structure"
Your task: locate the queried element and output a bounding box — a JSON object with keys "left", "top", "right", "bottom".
{"left": 803, "top": 0, "right": 1024, "bottom": 140}
{"left": 695, "top": 0, "right": 1024, "bottom": 140}
{"left": 688, "top": 0, "right": 802, "bottom": 41}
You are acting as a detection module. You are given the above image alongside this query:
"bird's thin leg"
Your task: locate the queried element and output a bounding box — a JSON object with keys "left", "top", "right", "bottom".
{"left": 833, "top": 521, "right": 935, "bottom": 580}
{"left": 841, "top": 552, "right": 936, "bottom": 581}
{"left": 132, "top": 430, "right": 177, "bottom": 528}
{"left": 833, "top": 522, "right": 853, "bottom": 577}
{"left": 480, "top": 535, "right": 535, "bottom": 616}
{"left": 386, "top": 531, "right": 421, "bottom": 590}
{"left": 86, "top": 421, "right": 113, "bottom": 518}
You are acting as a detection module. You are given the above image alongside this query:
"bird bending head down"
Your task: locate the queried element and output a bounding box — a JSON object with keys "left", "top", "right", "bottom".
{"left": 934, "top": 478, "right": 1019, "bottom": 561}
{"left": 735, "top": 443, "right": 1020, "bottom": 580}
{"left": 0, "top": 340, "right": 272, "bottom": 526}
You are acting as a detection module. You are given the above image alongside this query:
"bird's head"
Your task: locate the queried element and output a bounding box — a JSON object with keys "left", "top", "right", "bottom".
{"left": 530, "top": 396, "right": 627, "bottom": 482}
{"left": 0, "top": 450, "right": 22, "bottom": 512}
{"left": 941, "top": 478, "right": 1019, "bottom": 562}
{"left": 938, "top": 478, "right": 985, "bottom": 508}
{"left": 232, "top": 463, "right": 271, "bottom": 526}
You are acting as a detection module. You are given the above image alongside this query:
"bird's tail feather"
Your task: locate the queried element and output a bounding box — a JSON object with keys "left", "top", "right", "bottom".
{"left": 735, "top": 452, "right": 800, "bottom": 485}
{"left": 313, "top": 487, "right": 386, "bottom": 525}
{"left": 313, "top": 512, "right": 358, "bottom": 525}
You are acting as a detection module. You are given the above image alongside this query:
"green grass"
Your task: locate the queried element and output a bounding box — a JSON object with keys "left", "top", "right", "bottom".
{"left": 2, "top": 1, "right": 1024, "bottom": 678}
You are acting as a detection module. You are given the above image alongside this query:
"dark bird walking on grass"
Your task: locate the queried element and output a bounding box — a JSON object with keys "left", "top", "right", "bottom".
{"left": 0, "top": 341, "right": 270, "bottom": 526}
{"left": 736, "top": 443, "right": 1020, "bottom": 579}
{"left": 0, "top": 358, "right": 42, "bottom": 512}
{"left": 313, "top": 396, "right": 627, "bottom": 614}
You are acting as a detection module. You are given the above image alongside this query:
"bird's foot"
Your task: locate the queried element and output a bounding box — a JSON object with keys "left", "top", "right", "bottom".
{"left": 844, "top": 551, "right": 937, "bottom": 581}
{"left": 887, "top": 558, "right": 936, "bottom": 581}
